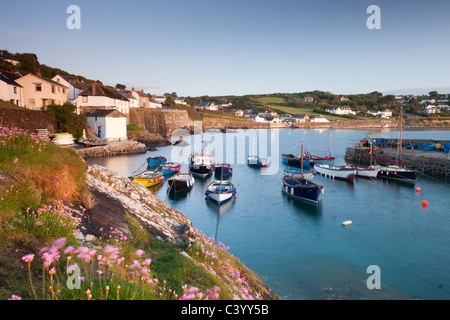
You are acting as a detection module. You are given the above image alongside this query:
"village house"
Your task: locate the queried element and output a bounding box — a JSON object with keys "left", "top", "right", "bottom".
{"left": 424, "top": 105, "right": 443, "bottom": 114}
{"left": 0, "top": 74, "right": 23, "bottom": 106}
{"left": 119, "top": 91, "right": 139, "bottom": 109}
{"left": 367, "top": 109, "right": 392, "bottom": 118}
{"left": 292, "top": 114, "right": 310, "bottom": 123}
{"left": 15, "top": 71, "right": 68, "bottom": 110}
{"left": 149, "top": 98, "right": 162, "bottom": 109}
{"left": 235, "top": 109, "right": 244, "bottom": 117}
{"left": 86, "top": 109, "right": 127, "bottom": 141}
{"left": 243, "top": 109, "right": 253, "bottom": 117}
{"left": 258, "top": 111, "right": 278, "bottom": 117}
{"left": 249, "top": 115, "right": 265, "bottom": 122}
{"left": 197, "top": 102, "right": 218, "bottom": 111}
{"left": 72, "top": 81, "right": 130, "bottom": 115}
{"left": 326, "top": 107, "right": 356, "bottom": 116}
{"left": 340, "top": 96, "right": 349, "bottom": 102}
{"left": 304, "top": 96, "right": 314, "bottom": 103}
{"left": 219, "top": 102, "right": 233, "bottom": 108}
{"left": 1, "top": 55, "right": 20, "bottom": 66}
{"left": 309, "top": 115, "right": 329, "bottom": 123}
{"left": 154, "top": 96, "right": 166, "bottom": 104}
{"left": 52, "top": 75, "right": 88, "bottom": 102}
{"left": 264, "top": 116, "right": 283, "bottom": 124}
{"left": 130, "top": 87, "right": 150, "bottom": 108}
{"left": 174, "top": 98, "right": 187, "bottom": 105}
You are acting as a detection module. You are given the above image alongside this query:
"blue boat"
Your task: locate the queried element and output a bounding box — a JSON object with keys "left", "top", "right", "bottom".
{"left": 281, "top": 154, "right": 310, "bottom": 168}
{"left": 158, "top": 162, "right": 182, "bottom": 175}
{"left": 214, "top": 163, "right": 233, "bottom": 178}
{"left": 147, "top": 156, "right": 167, "bottom": 167}
{"left": 282, "top": 177, "right": 324, "bottom": 203}
{"left": 283, "top": 166, "right": 315, "bottom": 180}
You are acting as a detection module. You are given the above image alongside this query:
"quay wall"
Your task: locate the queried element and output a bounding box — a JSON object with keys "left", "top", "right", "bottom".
{"left": 77, "top": 141, "right": 147, "bottom": 159}
{"left": 345, "top": 146, "right": 450, "bottom": 177}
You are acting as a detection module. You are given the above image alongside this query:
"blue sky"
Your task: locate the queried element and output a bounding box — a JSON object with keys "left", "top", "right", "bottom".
{"left": 1, "top": 0, "right": 450, "bottom": 96}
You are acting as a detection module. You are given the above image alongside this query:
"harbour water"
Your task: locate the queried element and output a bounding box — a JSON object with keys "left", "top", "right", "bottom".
{"left": 87, "top": 128, "right": 450, "bottom": 300}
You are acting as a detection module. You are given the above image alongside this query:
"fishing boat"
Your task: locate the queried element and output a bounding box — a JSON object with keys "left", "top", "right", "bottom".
{"left": 147, "top": 156, "right": 167, "bottom": 167}
{"left": 248, "top": 138, "right": 270, "bottom": 167}
{"left": 214, "top": 163, "right": 233, "bottom": 178}
{"left": 307, "top": 133, "right": 335, "bottom": 165}
{"left": 167, "top": 173, "right": 195, "bottom": 193}
{"left": 282, "top": 139, "right": 324, "bottom": 203}
{"left": 314, "top": 163, "right": 357, "bottom": 181}
{"left": 283, "top": 166, "right": 315, "bottom": 180}
{"left": 281, "top": 154, "right": 311, "bottom": 168}
{"left": 132, "top": 169, "right": 164, "bottom": 188}
{"left": 247, "top": 155, "right": 270, "bottom": 167}
{"left": 78, "top": 138, "right": 108, "bottom": 147}
{"left": 189, "top": 134, "right": 214, "bottom": 177}
{"left": 158, "top": 162, "right": 182, "bottom": 175}
{"left": 205, "top": 180, "right": 237, "bottom": 204}
{"left": 371, "top": 107, "right": 416, "bottom": 183}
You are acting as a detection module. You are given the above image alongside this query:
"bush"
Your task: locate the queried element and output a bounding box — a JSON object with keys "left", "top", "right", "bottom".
{"left": 126, "top": 124, "right": 145, "bottom": 131}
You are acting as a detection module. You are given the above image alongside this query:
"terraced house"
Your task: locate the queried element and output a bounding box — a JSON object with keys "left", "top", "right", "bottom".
{"left": 15, "top": 70, "right": 68, "bottom": 110}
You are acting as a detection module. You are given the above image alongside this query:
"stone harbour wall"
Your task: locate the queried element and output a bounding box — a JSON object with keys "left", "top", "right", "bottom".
{"left": 77, "top": 140, "right": 147, "bottom": 158}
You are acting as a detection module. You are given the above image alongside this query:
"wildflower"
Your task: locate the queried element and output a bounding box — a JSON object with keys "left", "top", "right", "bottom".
{"left": 35, "top": 221, "right": 43, "bottom": 226}
{"left": 49, "top": 268, "right": 56, "bottom": 276}
{"left": 135, "top": 249, "right": 144, "bottom": 257}
{"left": 53, "top": 238, "right": 66, "bottom": 248}
{"left": 143, "top": 258, "right": 151, "bottom": 266}
{"left": 64, "top": 246, "right": 75, "bottom": 254}
{"left": 8, "top": 295, "right": 21, "bottom": 300}
{"left": 22, "top": 254, "right": 34, "bottom": 264}
{"left": 129, "top": 260, "right": 140, "bottom": 270}
{"left": 13, "top": 158, "right": 19, "bottom": 164}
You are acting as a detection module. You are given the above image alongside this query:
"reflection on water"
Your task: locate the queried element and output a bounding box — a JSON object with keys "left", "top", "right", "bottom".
{"left": 205, "top": 197, "right": 235, "bottom": 242}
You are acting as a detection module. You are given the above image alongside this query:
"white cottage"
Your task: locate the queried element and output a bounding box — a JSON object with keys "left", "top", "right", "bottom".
{"left": 86, "top": 109, "right": 127, "bottom": 141}
{"left": 0, "top": 74, "right": 23, "bottom": 106}
{"left": 52, "top": 75, "right": 87, "bottom": 102}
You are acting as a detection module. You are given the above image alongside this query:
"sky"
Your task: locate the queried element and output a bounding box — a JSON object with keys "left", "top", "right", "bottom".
{"left": 1, "top": 0, "right": 450, "bottom": 97}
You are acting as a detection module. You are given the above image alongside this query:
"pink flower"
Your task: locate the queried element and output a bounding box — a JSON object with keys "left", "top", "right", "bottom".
{"left": 135, "top": 249, "right": 144, "bottom": 257}
{"left": 8, "top": 295, "right": 21, "bottom": 300}
{"left": 13, "top": 158, "right": 19, "bottom": 164}
{"left": 64, "top": 246, "right": 75, "bottom": 254}
{"left": 22, "top": 254, "right": 34, "bottom": 264}
{"left": 143, "top": 258, "right": 152, "bottom": 266}
{"left": 35, "top": 221, "right": 43, "bottom": 226}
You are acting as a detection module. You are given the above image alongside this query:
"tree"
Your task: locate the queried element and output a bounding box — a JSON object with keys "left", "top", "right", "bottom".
{"left": 164, "top": 95, "right": 175, "bottom": 108}
{"left": 115, "top": 83, "right": 126, "bottom": 90}
{"left": 428, "top": 91, "right": 440, "bottom": 100}
{"left": 42, "top": 103, "right": 87, "bottom": 139}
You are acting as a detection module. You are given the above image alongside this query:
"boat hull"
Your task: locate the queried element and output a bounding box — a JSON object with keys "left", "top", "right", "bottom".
{"left": 214, "top": 164, "right": 233, "bottom": 178}
{"left": 314, "top": 164, "right": 356, "bottom": 181}
{"left": 147, "top": 157, "right": 167, "bottom": 166}
{"left": 205, "top": 181, "right": 237, "bottom": 204}
{"left": 247, "top": 156, "right": 270, "bottom": 167}
{"left": 282, "top": 154, "right": 310, "bottom": 168}
{"left": 132, "top": 170, "right": 164, "bottom": 188}
{"left": 309, "top": 156, "right": 335, "bottom": 165}
{"left": 159, "top": 163, "right": 182, "bottom": 175}
{"left": 189, "top": 165, "right": 212, "bottom": 177}
{"left": 282, "top": 177, "right": 323, "bottom": 203}
{"left": 283, "top": 166, "right": 315, "bottom": 180}
{"left": 374, "top": 166, "right": 416, "bottom": 183}
{"left": 167, "top": 174, "right": 195, "bottom": 192}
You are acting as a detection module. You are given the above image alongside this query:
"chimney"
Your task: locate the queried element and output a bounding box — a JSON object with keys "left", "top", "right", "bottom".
{"left": 141, "top": 88, "right": 144, "bottom": 93}
{"left": 92, "top": 81, "right": 97, "bottom": 95}
{"left": 35, "top": 68, "right": 41, "bottom": 77}
{"left": 131, "top": 86, "right": 135, "bottom": 92}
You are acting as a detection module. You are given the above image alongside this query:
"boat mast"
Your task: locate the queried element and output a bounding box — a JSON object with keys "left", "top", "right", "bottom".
{"left": 399, "top": 106, "right": 403, "bottom": 166}
{"left": 301, "top": 139, "right": 304, "bottom": 180}
{"left": 329, "top": 133, "right": 332, "bottom": 157}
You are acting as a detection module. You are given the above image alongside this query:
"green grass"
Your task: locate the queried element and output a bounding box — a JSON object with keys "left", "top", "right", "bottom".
{"left": 254, "top": 96, "right": 288, "bottom": 104}
{"left": 0, "top": 99, "right": 23, "bottom": 110}
{"left": 127, "top": 124, "right": 145, "bottom": 131}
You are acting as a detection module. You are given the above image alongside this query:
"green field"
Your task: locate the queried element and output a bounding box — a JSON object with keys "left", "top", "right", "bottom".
{"left": 254, "top": 96, "right": 288, "bottom": 104}
{"left": 0, "top": 99, "right": 22, "bottom": 110}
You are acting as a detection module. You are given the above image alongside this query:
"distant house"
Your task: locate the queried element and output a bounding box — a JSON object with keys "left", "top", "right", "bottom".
{"left": 16, "top": 71, "right": 69, "bottom": 110}
{"left": 235, "top": 109, "right": 244, "bottom": 117}
{"left": 119, "top": 91, "right": 139, "bottom": 109}
{"left": 149, "top": 98, "right": 162, "bottom": 109}
{"left": 264, "top": 116, "right": 283, "bottom": 124}
{"left": 326, "top": 107, "right": 356, "bottom": 116}
{"left": 367, "top": 109, "right": 392, "bottom": 118}
{"left": 197, "top": 102, "right": 218, "bottom": 111}
{"left": 52, "top": 75, "right": 88, "bottom": 102}
{"left": 2, "top": 56, "right": 20, "bottom": 66}
{"left": 130, "top": 87, "right": 150, "bottom": 108}
{"left": 243, "top": 109, "right": 253, "bottom": 117}
{"left": 292, "top": 114, "right": 310, "bottom": 123}
{"left": 154, "top": 96, "right": 166, "bottom": 104}
{"left": 309, "top": 115, "right": 329, "bottom": 123}
{"left": 219, "top": 102, "right": 233, "bottom": 108}
{"left": 258, "top": 111, "right": 278, "bottom": 117}
{"left": 0, "top": 74, "right": 23, "bottom": 106}
{"left": 424, "top": 105, "right": 442, "bottom": 114}
{"left": 249, "top": 115, "right": 265, "bottom": 122}
{"left": 174, "top": 98, "right": 187, "bottom": 105}
{"left": 86, "top": 109, "right": 127, "bottom": 141}
{"left": 304, "top": 96, "right": 314, "bottom": 103}
{"left": 340, "top": 96, "right": 349, "bottom": 102}
{"left": 72, "top": 81, "right": 130, "bottom": 115}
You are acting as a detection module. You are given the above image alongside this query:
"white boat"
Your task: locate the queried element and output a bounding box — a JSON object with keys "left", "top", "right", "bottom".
{"left": 314, "top": 164, "right": 357, "bottom": 181}
{"left": 205, "top": 180, "right": 236, "bottom": 204}
{"left": 342, "top": 164, "right": 378, "bottom": 179}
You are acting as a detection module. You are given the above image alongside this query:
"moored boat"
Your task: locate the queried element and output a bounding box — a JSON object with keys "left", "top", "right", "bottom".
{"left": 189, "top": 135, "right": 214, "bottom": 177}
{"left": 281, "top": 154, "right": 311, "bottom": 168}
{"left": 314, "top": 163, "right": 356, "bottom": 181}
{"left": 282, "top": 177, "right": 324, "bottom": 203}
{"left": 247, "top": 155, "right": 270, "bottom": 167}
{"left": 205, "top": 180, "right": 237, "bottom": 204}
{"left": 159, "top": 162, "right": 182, "bottom": 175}
{"left": 343, "top": 164, "right": 378, "bottom": 179}
{"left": 371, "top": 165, "right": 416, "bottom": 183}
{"left": 167, "top": 173, "right": 195, "bottom": 193}
{"left": 214, "top": 163, "right": 233, "bottom": 178}
{"left": 132, "top": 169, "right": 164, "bottom": 188}
{"left": 147, "top": 156, "right": 167, "bottom": 167}
{"left": 308, "top": 154, "right": 335, "bottom": 165}
{"left": 283, "top": 166, "right": 315, "bottom": 180}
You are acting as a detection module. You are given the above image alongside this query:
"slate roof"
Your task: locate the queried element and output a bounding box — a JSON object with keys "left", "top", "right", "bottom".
{"left": 86, "top": 109, "right": 127, "bottom": 118}
{"left": 0, "top": 74, "right": 22, "bottom": 87}
{"left": 79, "top": 82, "right": 129, "bottom": 101}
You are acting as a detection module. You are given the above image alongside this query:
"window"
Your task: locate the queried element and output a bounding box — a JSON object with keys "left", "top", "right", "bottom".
{"left": 82, "top": 96, "right": 88, "bottom": 103}
{"left": 63, "top": 88, "right": 66, "bottom": 94}
{"left": 35, "top": 83, "right": 42, "bottom": 92}
{"left": 51, "top": 86, "right": 55, "bottom": 94}
{"left": 29, "top": 99, "right": 35, "bottom": 106}
{"left": 13, "top": 87, "right": 17, "bottom": 94}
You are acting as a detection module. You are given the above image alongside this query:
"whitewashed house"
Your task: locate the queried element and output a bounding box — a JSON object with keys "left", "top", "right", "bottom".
{"left": 52, "top": 75, "right": 87, "bottom": 102}
{"left": 326, "top": 107, "right": 356, "bottom": 115}
{"left": 86, "top": 109, "right": 127, "bottom": 141}
{"left": 130, "top": 87, "right": 150, "bottom": 108}
{"left": 309, "top": 115, "right": 329, "bottom": 123}
{"left": 249, "top": 115, "right": 265, "bottom": 122}
{"left": 235, "top": 109, "right": 244, "bottom": 117}
{"left": 149, "top": 98, "right": 162, "bottom": 109}
{"left": 0, "top": 74, "right": 23, "bottom": 106}
{"left": 72, "top": 81, "right": 130, "bottom": 115}
{"left": 197, "top": 102, "right": 218, "bottom": 111}
{"left": 424, "top": 105, "right": 441, "bottom": 114}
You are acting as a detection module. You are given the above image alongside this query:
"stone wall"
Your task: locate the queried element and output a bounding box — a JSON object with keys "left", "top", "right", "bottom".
{"left": 77, "top": 141, "right": 147, "bottom": 158}
{"left": 0, "top": 108, "right": 56, "bottom": 132}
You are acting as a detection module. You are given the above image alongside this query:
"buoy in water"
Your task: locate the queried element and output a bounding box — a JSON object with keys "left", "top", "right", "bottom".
{"left": 422, "top": 200, "right": 428, "bottom": 207}
{"left": 416, "top": 187, "right": 421, "bottom": 193}
{"left": 342, "top": 220, "right": 352, "bottom": 226}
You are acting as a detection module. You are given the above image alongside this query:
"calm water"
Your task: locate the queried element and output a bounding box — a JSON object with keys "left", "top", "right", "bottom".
{"left": 87, "top": 128, "right": 450, "bottom": 300}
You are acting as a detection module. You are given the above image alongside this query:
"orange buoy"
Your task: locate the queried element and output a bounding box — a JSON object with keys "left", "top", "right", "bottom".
{"left": 422, "top": 200, "right": 428, "bottom": 207}
{"left": 416, "top": 187, "right": 421, "bottom": 193}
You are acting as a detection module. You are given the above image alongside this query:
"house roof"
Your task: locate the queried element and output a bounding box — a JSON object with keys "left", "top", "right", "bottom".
{"left": 119, "top": 92, "right": 137, "bottom": 100}
{"left": 198, "top": 102, "right": 212, "bottom": 107}
{"left": 0, "top": 70, "right": 22, "bottom": 81}
{"left": 20, "top": 73, "right": 69, "bottom": 88}
{"left": 80, "top": 82, "right": 128, "bottom": 101}
{"left": 87, "top": 109, "right": 127, "bottom": 118}
{"left": 60, "top": 76, "right": 88, "bottom": 90}
{"left": 0, "top": 74, "right": 22, "bottom": 87}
